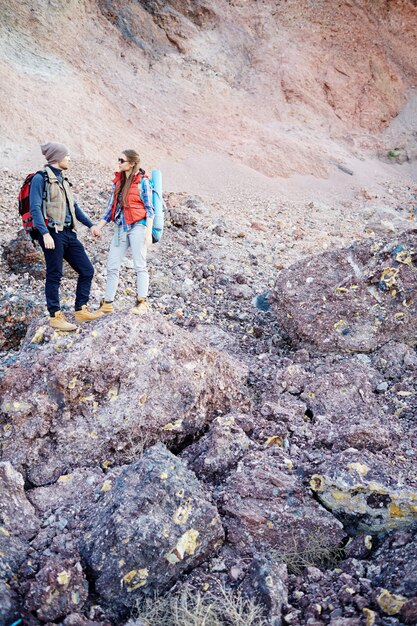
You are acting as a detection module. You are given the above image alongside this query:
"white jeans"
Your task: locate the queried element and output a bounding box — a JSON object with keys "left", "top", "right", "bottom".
{"left": 104, "top": 223, "right": 149, "bottom": 301}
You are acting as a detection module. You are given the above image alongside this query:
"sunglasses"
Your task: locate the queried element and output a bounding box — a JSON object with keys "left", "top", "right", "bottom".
{"left": 118, "top": 158, "right": 129, "bottom": 164}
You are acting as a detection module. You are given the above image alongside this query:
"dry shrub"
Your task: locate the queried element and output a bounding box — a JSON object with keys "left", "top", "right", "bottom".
{"left": 129, "top": 583, "right": 267, "bottom": 626}
{"left": 272, "top": 532, "right": 345, "bottom": 575}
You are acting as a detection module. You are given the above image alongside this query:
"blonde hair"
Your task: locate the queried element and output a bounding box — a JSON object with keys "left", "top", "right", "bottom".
{"left": 120, "top": 149, "right": 141, "bottom": 205}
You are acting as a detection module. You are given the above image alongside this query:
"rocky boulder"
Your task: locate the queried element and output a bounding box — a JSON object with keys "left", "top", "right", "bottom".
{"left": 271, "top": 230, "right": 417, "bottom": 353}
{"left": 271, "top": 355, "right": 402, "bottom": 452}
{"left": 372, "top": 341, "right": 417, "bottom": 381}
{"left": 0, "top": 461, "right": 40, "bottom": 540}
{"left": 180, "top": 413, "right": 252, "bottom": 482}
{"left": 219, "top": 448, "right": 345, "bottom": 558}
{"left": 369, "top": 529, "right": 417, "bottom": 599}
{"left": 0, "top": 531, "right": 29, "bottom": 624}
{"left": 0, "top": 311, "right": 250, "bottom": 485}
{"left": 0, "top": 289, "right": 45, "bottom": 351}
{"left": 0, "top": 463, "right": 41, "bottom": 623}
{"left": 2, "top": 229, "right": 45, "bottom": 279}
{"left": 24, "top": 557, "right": 89, "bottom": 622}
{"left": 80, "top": 443, "right": 224, "bottom": 620}
{"left": 309, "top": 449, "right": 417, "bottom": 534}
{"left": 241, "top": 558, "right": 288, "bottom": 626}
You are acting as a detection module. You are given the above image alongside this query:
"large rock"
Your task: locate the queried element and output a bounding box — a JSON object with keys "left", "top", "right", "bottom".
{"left": 24, "top": 557, "right": 89, "bottom": 622}
{"left": 180, "top": 413, "right": 252, "bottom": 481}
{"left": 372, "top": 341, "right": 417, "bottom": 381}
{"left": 0, "top": 312, "right": 250, "bottom": 485}
{"left": 0, "top": 581, "right": 19, "bottom": 626}
{"left": 271, "top": 230, "right": 417, "bottom": 353}
{"left": 271, "top": 356, "right": 402, "bottom": 452}
{"left": 80, "top": 443, "right": 224, "bottom": 619}
{"left": 0, "top": 289, "right": 45, "bottom": 351}
{"left": 241, "top": 558, "right": 288, "bottom": 626}
{"left": 309, "top": 449, "right": 417, "bottom": 534}
{"left": 369, "top": 529, "right": 417, "bottom": 599}
{"left": 0, "top": 463, "right": 41, "bottom": 623}
{"left": 0, "top": 462, "right": 40, "bottom": 540}
{"left": 2, "top": 229, "right": 45, "bottom": 279}
{"left": 219, "top": 448, "right": 345, "bottom": 558}
{"left": 0, "top": 531, "right": 30, "bottom": 624}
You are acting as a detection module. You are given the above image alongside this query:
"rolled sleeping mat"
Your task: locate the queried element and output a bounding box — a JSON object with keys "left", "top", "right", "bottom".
{"left": 151, "top": 168, "right": 164, "bottom": 242}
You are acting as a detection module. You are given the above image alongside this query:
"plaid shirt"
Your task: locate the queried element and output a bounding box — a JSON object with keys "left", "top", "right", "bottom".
{"left": 102, "top": 176, "right": 155, "bottom": 232}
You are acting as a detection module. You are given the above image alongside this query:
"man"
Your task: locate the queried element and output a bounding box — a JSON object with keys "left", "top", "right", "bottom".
{"left": 30, "top": 142, "right": 103, "bottom": 331}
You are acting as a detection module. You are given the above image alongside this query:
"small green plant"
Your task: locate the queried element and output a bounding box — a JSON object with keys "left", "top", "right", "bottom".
{"left": 131, "top": 583, "right": 267, "bottom": 626}
{"left": 387, "top": 149, "right": 400, "bottom": 158}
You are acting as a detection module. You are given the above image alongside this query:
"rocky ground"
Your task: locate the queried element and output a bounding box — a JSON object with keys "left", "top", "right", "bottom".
{"left": 1, "top": 158, "right": 417, "bottom": 625}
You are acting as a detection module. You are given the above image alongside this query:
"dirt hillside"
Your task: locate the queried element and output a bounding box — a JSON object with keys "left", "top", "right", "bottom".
{"left": 1, "top": 0, "right": 417, "bottom": 184}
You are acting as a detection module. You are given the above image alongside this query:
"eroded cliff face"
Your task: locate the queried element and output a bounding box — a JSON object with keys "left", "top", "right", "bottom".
{"left": 1, "top": 0, "right": 417, "bottom": 175}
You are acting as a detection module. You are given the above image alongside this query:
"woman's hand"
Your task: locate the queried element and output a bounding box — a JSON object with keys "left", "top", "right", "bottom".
{"left": 90, "top": 225, "right": 102, "bottom": 238}
{"left": 145, "top": 230, "right": 153, "bottom": 249}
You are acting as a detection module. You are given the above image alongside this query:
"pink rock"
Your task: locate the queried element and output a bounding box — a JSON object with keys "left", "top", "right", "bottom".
{"left": 81, "top": 443, "right": 224, "bottom": 619}
{"left": 24, "top": 557, "right": 88, "bottom": 622}
{"left": 0, "top": 311, "right": 250, "bottom": 486}
{"left": 220, "top": 449, "right": 345, "bottom": 557}
{"left": 271, "top": 231, "right": 417, "bottom": 353}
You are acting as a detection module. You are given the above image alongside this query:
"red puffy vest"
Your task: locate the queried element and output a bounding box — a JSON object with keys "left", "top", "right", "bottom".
{"left": 109, "top": 172, "right": 146, "bottom": 224}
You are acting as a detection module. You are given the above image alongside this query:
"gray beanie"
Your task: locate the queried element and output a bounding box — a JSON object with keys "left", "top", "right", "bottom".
{"left": 41, "top": 142, "right": 69, "bottom": 164}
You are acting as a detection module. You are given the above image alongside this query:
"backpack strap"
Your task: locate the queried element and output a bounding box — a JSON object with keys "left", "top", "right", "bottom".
{"left": 140, "top": 175, "right": 166, "bottom": 210}
{"left": 41, "top": 169, "right": 49, "bottom": 221}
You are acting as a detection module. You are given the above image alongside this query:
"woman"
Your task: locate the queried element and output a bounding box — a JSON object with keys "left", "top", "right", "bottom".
{"left": 92, "top": 149, "right": 154, "bottom": 315}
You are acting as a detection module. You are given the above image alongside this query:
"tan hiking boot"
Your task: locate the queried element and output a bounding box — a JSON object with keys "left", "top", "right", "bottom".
{"left": 74, "top": 305, "right": 104, "bottom": 323}
{"left": 131, "top": 298, "right": 149, "bottom": 315}
{"left": 50, "top": 311, "right": 77, "bottom": 331}
{"left": 98, "top": 299, "right": 114, "bottom": 315}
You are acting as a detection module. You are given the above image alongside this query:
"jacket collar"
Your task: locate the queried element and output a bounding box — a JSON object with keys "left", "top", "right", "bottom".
{"left": 112, "top": 171, "right": 142, "bottom": 184}
{"left": 45, "top": 165, "right": 69, "bottom": 183}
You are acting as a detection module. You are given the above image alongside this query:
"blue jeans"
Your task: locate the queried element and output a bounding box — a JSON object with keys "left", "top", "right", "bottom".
{"left": 37, "top": 228, "right": 94, "bottom": 315}
{"left": 104, "top": 223, "right": 149, "bottom": 301}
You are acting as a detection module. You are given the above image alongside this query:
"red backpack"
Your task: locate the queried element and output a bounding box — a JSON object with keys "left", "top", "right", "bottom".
{"left": 18, "top": 170, "right": 48, "bottom": 239}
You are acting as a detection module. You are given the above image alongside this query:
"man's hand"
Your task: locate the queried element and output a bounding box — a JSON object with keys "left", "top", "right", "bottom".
{"left": 90, "top": 225, "right": 102, "bottom": 238}
{"left": 43, "top": 233, "right": 55, "bottom": 249}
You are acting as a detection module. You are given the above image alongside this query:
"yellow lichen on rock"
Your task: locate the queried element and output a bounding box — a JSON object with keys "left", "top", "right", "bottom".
{"left": 310, "top": 475, "right": 325, "bottom": 491}
{"left": 377, "top": 589, "right": 407, "bottom": 615}
{"left": 31, "top": 325, "right": 47, "bottom": 344}
{"left": 58, "top": 474, "right": 72, "bottom": 482}
{"left": 57, "top": 570, "right": 70, "bottom": 586}
{"left": 173, "top": 502, "right": 193, "bottom": 525}
{"left": 362, "top": 607, "right": 376, "bottom": 626}
{"left": 380, "top": 267, "right": 399, "bottom": 288}
{"left": 121, "top": 568, "right": 149, "bottom": 592}
{"left": 311, "top": 471, "right": 417, "bottom": 531}
{"left": 348, "top": 462, "right": 369, "bottom": 476}
{"left": 163, "top": 419, "right": 183, "bottom": 431}
{"left": 264, "top": 435, "right": 282, "bottom": 447}
{"left": 165, "top": 529, "right": 200, "bottom": 564}
{"left": 334, "top": 319, "right": 349, "bottom": 333}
